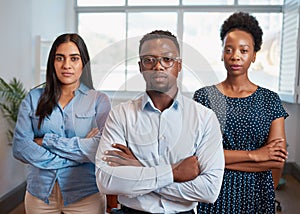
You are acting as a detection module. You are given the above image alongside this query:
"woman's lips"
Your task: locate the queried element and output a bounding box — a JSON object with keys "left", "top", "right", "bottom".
{"left": 230, "top": 65, "right": 242, "bottom": 70}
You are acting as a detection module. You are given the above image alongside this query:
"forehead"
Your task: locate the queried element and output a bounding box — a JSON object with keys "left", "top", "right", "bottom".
{"left": 140, "top": 38, "right": 178, "bottom": 56}
{"left": 224, "top": 30, "right": 254, "bottom": 46}
{"left": 56, "top": 41, "right": 80, "bottom": 54}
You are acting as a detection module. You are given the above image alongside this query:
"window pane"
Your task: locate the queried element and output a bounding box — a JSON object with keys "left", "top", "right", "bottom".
{"left": 77, "top": 0, "right": 125, "bottom": 6}
{"left": 78, "top": 13, "right": 126, "bottom": 90}
{"left": 128, "top": 12, "right": 177, "bottom": 38}
{"left": 126, "top": 12, "right": 177, "bottom": 91}
{"left": 183, "top": 13, "right": 230, "bottom": 92}
{"left": 250, "top": 13, "right": 282, "bottom": 92}
{"left": 128, "top": 0, "right": 179, "bottom": 6}
{"left": 183, "top": 0, "right": 234, "bottom": 5}
{"left": 79, "top": 12, "right": 177, "bottom": 91}
{"left": 183, "top": 12, "right": 282, "bottom": 92}
{"left": 238, "top": 0, "right": 283, "bottom": 5}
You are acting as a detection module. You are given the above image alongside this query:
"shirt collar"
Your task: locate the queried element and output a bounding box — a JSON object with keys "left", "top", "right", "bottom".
{"left": 141, "top": 90, "right": 182, "bottom": 112}
{"left": 75, "top": 83, "right": 90, "bottom": 96}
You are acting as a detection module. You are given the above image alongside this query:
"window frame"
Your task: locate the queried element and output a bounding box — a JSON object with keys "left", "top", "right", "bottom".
{"left": 74, "top": 0, "right": 300, "bottom": 103}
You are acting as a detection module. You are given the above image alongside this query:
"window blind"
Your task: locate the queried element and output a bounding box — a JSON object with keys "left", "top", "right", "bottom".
{"left": 279, "top": 0, "right": 300, "bottom": 103}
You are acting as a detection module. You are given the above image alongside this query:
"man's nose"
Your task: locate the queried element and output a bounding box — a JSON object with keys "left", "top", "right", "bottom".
{"left": 153, "top": 58, "right": 164, "bottom": 70}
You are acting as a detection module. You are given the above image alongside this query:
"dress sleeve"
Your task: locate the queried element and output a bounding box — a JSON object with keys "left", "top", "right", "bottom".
{"left": 12, "top": 93, "right": 79, "bottom": 170}
{"left": 193, "top": 87, "right": 211, "bottom": 108}
{"left": 269, "top": 91, "right": 289, "bottom": 120}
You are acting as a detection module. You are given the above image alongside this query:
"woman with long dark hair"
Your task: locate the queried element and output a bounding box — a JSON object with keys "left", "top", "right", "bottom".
{"left": 13, "top": 33, "right": 111, "bottom": 213}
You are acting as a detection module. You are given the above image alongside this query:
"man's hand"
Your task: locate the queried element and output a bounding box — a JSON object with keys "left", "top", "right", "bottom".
{"left": 103, "top": 143, "right": 143, "bottom": 167}
{"left": 172, "top": 156, "right": 200, "bottom": 182}
{"left": 249, "top": 138, "right": 288, "bottom": 162}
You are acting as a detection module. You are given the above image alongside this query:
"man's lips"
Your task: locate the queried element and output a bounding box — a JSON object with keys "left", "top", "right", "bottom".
{"left": 153, "top": 74, "right": 167, "bottom": 82}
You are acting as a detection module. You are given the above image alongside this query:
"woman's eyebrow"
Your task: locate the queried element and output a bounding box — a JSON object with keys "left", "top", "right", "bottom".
{"left": 55, "top": 53, "right": 81, "bottom": 56}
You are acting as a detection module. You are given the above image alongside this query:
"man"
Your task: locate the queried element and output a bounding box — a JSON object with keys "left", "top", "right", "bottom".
{"left": 95, "top": 30, "right": 224, "bottom": 213}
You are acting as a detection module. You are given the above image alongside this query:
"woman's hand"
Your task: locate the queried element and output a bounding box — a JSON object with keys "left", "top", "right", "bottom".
{"left": 248, "top": 138, "right": 288, "bottom": 162}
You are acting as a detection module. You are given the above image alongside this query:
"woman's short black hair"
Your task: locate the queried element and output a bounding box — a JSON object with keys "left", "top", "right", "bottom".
{"left": 220, "top": 12, "right": 263, "bottom": 52}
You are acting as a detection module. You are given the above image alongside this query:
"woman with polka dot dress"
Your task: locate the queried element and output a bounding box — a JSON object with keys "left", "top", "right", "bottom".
{"left": 193, "top": 12, "right": 288, "bottom": 214}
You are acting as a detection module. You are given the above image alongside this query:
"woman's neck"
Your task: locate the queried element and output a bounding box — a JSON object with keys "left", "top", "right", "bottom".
{"left": 60, "top": 82, "right": 80, "bottom": 95}
{"left": 59, "top": 82, "right": 80, "bottom": 108}
{"left": 218, "top": 77, "right": 257, "bottom": 98}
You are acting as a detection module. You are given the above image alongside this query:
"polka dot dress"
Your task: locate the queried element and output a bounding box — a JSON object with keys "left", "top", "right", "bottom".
{"left": 193, "top": 85, "right": 288, "bottom": 214}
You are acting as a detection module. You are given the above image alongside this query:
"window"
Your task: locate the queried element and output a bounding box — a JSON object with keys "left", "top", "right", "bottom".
{"left": 279, "top": 0, "right": 300, "bottom": 103}
{"left": 74, "top": 0, "right": 298, "bottom": 102}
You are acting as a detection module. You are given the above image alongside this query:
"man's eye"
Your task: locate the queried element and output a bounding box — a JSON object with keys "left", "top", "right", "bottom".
{"left": 225, "top": 49, "right": 232, "bottom": 53}
{"left": 163, "top": 57, "right": 172, "bottom": 62}
{"left": 241, "top": 49, "right": 248, "bottom": 53}
{"left": 143, "top": 58, "right": 155, "bottom": 63}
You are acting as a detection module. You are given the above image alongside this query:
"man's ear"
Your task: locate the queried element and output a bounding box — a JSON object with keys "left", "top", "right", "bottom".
{"left": 177, "top": 59, "right": 182, "bottom": 72}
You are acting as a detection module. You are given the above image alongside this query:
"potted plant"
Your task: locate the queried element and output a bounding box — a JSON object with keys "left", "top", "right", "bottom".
{"left": 0, "top": 77, "right": 27, "bottom": 144}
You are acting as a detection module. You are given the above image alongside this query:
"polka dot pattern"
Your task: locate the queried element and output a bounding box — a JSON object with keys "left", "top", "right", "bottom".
{"left": 193, "top": 85, "right": 288, "bottom": 214}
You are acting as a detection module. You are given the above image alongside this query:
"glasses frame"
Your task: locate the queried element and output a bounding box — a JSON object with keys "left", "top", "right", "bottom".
{"left": 140, "top": 55, "right": 181, "bottom": 69}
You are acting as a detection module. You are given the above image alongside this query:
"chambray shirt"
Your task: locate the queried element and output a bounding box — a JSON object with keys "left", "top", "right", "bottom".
{"left": 95, "top": 91, "right": 224, "bottom": 213}
{"left": 13, "top": 83, "right": 111, "bottom": 205}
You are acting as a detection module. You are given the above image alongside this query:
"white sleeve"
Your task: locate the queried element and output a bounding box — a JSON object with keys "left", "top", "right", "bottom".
{"left": 154, "top": 112, "right": 224, "bottom": 204}
{"left": 95, "top": 107, "right": 174, "bottom": 197}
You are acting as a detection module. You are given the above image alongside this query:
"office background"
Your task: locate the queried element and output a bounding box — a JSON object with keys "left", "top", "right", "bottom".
{"left": 0, "top": 0, "right": 299, "bottom": 212}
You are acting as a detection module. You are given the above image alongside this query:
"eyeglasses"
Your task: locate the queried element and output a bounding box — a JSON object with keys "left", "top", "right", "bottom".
{"left": 140, "top": 55, "right": 180, "bottom": 69}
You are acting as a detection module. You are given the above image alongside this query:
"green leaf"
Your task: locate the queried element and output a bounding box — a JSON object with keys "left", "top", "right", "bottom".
{"left": 0, "top": 77, "right": 28, "bottom": 143}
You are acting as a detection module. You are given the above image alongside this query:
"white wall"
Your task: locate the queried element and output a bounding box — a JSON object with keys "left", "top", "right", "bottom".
{"left": 31, "top": 0, "right": 75, "bottom": 41}
{"left": 0, "top": 0, "right": 74, "bottom": 198}
{"left": 0, "top": 0, "right": 32, "bottom": 198}
{"left": 0, "top": 0, "right": 32, "bottom": 88}
{"left": 283, "top": 102, "right": 300, "bottom": 164}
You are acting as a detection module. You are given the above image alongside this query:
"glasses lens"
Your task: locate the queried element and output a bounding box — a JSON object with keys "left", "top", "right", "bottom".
{"left": 141, "top": 56, "right": 175, "bottom": 69}
{"left": 161, "top": 57, "right": 174, "bottom": 68}
{"left": 142, "top": 56, "right": 156, "bottom": 69}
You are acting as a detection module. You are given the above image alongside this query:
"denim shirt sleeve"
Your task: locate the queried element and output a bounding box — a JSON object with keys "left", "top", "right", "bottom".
{"left": 12, "top": 91, "right": 79, "bottom": 170}
{"left": 42, "top": 92, "right": 111, "bottom": 163}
